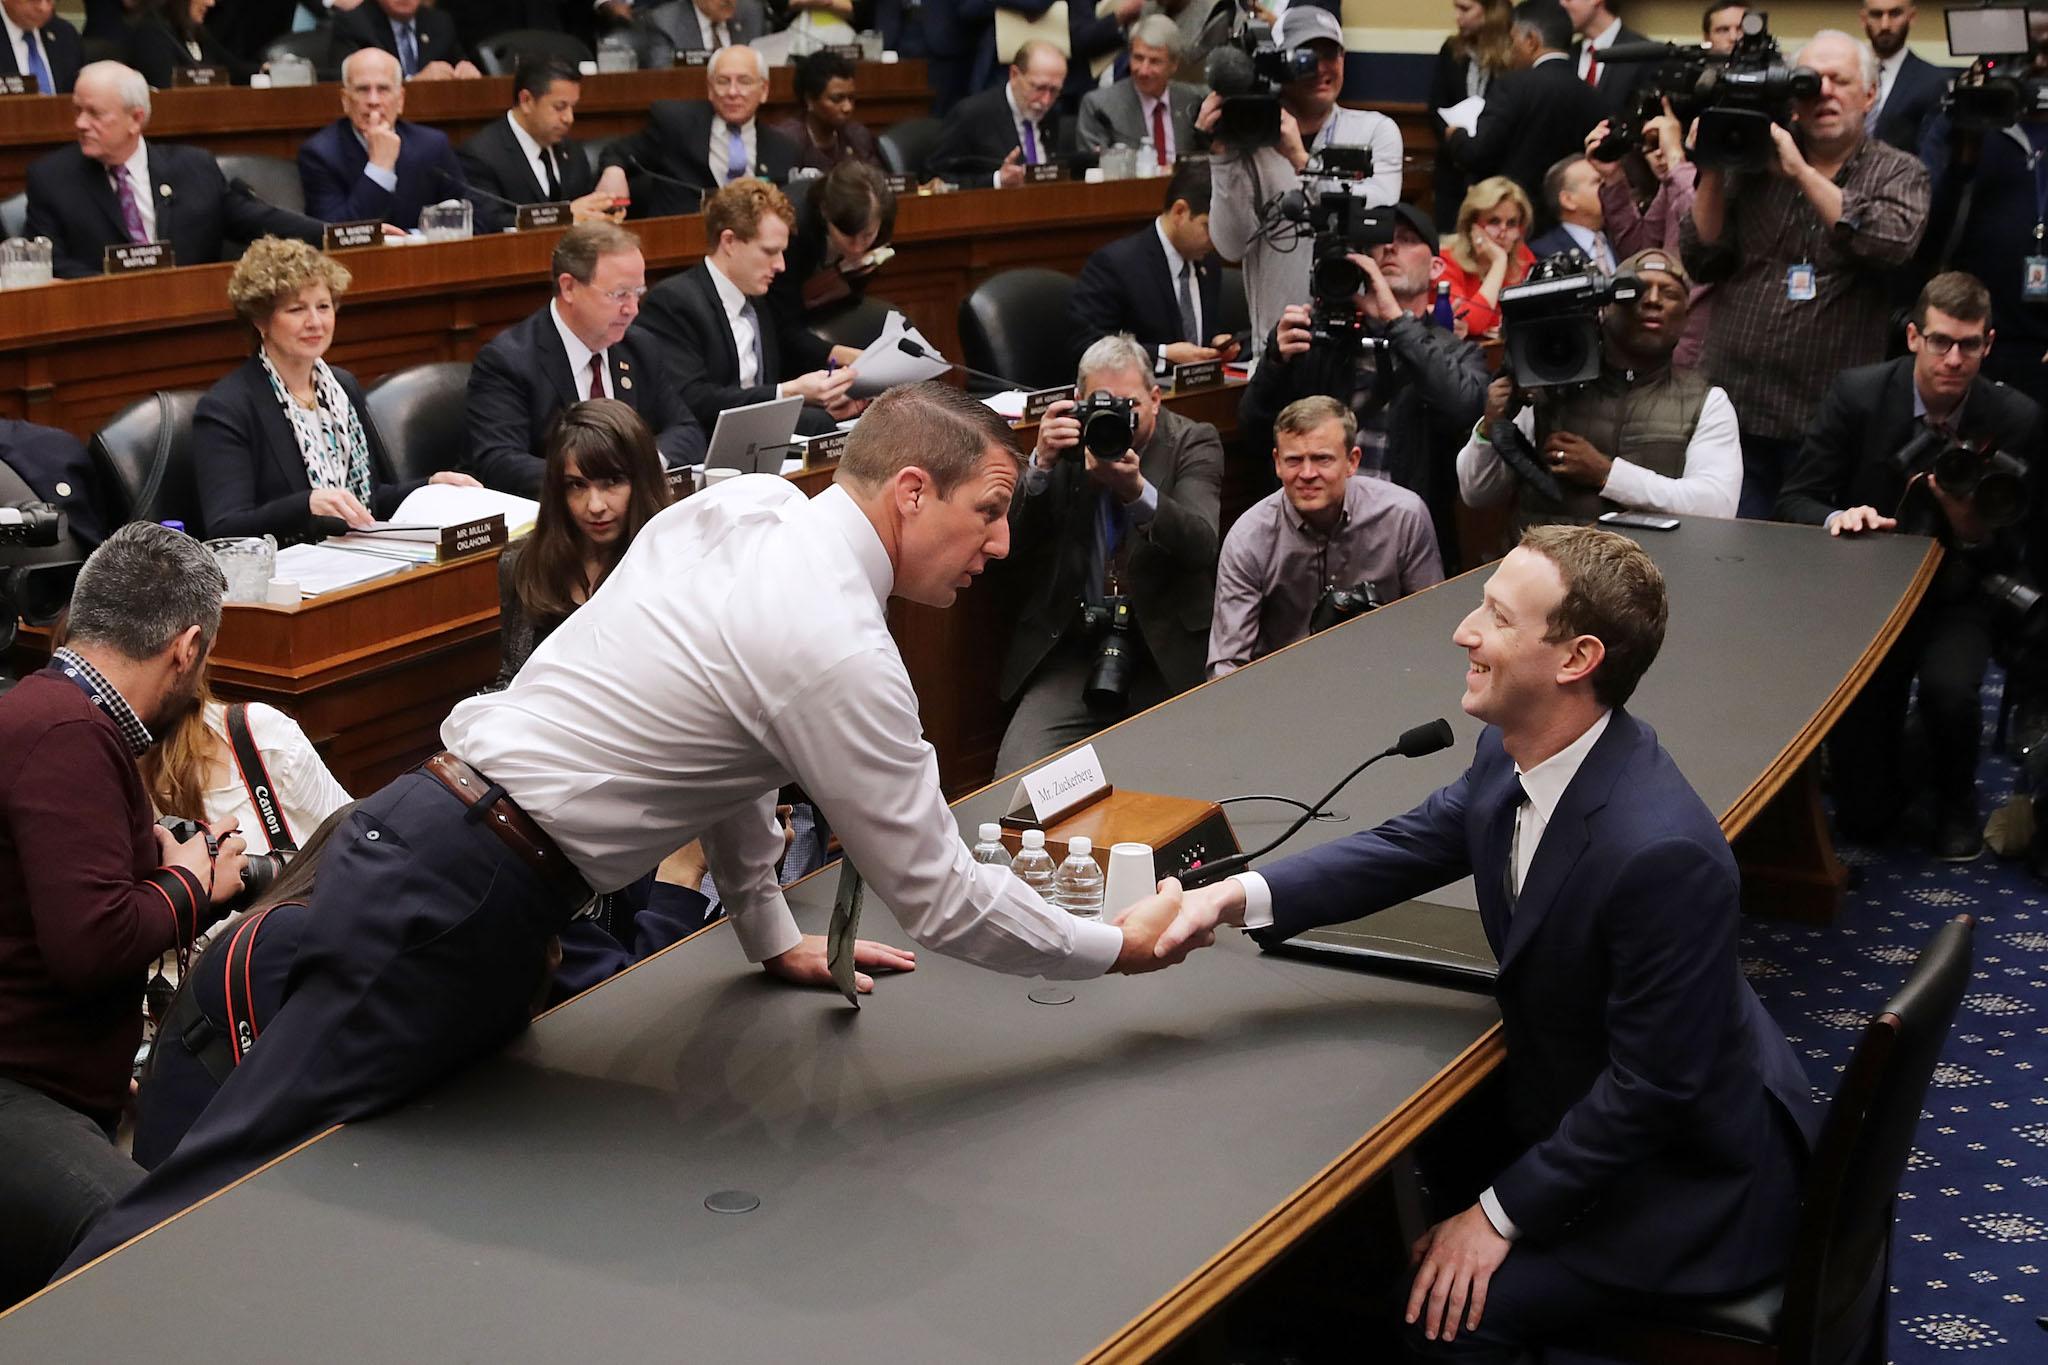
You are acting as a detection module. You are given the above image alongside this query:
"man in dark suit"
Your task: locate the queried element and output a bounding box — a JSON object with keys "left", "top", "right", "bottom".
{"left": 1779, "top": 271, "right": 2039, "bottom": 858}
{"left": 928, "top": 39, "right": 1069, "bottom": 187}
{"left": 25, "top": 61, "right": 323, "bottom": 279}
{"left": 1158, "top": 523, "right": 1819, "bottom": 1357}
{"left": 459, "top": 56, "right": 621, "bottom": 234}
{"left": 637, "top": 179, "right": 862, "bottom": 437}
{"left": 332, "top": 0, "right": 481, "bottom": 80}
{"left": 299, "top": 47, "right": 469, "bottom": 228}
{"left": 1864, "top": 0, "right": 1948, "bottom": 154}
{"left": 1, "top": 0, "right": 83, "bottom": 95}
{"left": 1075, "top": 14, "right": 1204, "bottom": 163}
{"left": 1449, "top": 1, "right": 1605, "bottom": 227}
{"left": 594, "top": 45, "right": 798, "bottom": 218}
{"left": 1522, "top": 153, "right": 1614, "bottom": 266}
{"left": 467, "top": 221, "right": 706, "bottom": 497}
{"left": 995, "top": 333, "right": 1223, "bottom": 774}
{"left": 642, "top": 0, "right": 767, "bottom": 53}
{"left": 1067, "top": 160, "right": 1236, "bottom": 374}
{"left": 1562, "top": 0, "right": 1650, "bottom": 119}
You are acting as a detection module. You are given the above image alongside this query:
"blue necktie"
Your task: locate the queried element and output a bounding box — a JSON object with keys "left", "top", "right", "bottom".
{"left": 396, "top": 21, "right": 419, "bottom": 77}
{"left": 23, "top": 28, "right": 53, "bottom": 95}
{"left": 725, "top": 122, "right": 748, "bottom": 183}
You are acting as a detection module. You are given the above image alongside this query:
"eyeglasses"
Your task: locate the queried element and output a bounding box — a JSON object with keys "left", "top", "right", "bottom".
{"left": 710, "top": 76, "right": 762, "bottom": 93}
{"left": 601, "top": 286, "right": 649, "bottom": 304}
{"left": 1920, "top": 331, "right": 1988, "bottom": 357}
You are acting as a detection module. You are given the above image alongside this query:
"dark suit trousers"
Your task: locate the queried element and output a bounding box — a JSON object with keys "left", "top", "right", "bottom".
{"left": 995, "top": 636, "right": 1172, "bottom": 777}
{"left": 1829, "top": 592, "right": 1997, "bottom": 830}
{"left": 1737, "top": 430, "right": 1802, "bottom": 520}
{"left": 57, "top": 775, "right": 578, "bottom": 1276}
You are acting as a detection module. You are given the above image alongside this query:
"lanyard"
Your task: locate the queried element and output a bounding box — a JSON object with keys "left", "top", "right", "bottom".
{"left": 48, "top": 655, "right": 117, "bottom": 712}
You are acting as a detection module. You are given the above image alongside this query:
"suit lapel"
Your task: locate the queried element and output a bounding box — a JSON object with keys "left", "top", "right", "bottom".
{"left": 1472, "top": 759, "right": 1522, "bottom": 960}
{"left": 695, "top": 267, "right": 744, "bottom": 382}
{"left": 146, "top": 145, "right": 175, "bottom": 249}
{"left": 78, "top": 150, "right": 127, "bottom": 245}
{"left": 251, "top": 360, "right": 313, "bottom": 494}
{"left": 608, "top": 346, "right": 638, "bottom": 412}
{"left": 535, "top": 309, "right": 583, "bottom": 415}
{"left": 1497, "top": 715, "right": 1635, "bottom": 973}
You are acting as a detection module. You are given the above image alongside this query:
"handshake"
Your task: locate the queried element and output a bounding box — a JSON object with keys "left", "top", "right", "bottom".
{"left": 1104, "top": 877, "right": 1250, "bottom": 974}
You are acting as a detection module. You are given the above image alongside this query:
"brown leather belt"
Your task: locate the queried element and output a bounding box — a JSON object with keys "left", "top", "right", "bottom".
{"left": 423, "top": 752, "right": 590, "bottom": 907}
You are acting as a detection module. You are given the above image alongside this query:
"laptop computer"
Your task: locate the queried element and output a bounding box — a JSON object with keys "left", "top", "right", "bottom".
{"left": 704, "top": 395, "right": 805, "bottom": 475}
{"left": 1257, "top": 887, "right": 1500, "bottom": 994}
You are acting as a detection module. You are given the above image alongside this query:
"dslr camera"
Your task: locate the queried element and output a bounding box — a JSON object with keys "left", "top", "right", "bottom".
{"left": 1498, "top": 251, "right": 1643, "bottom": 391}
{"left": 1889, "top": 425, "right": 2030, "bottom": 528}
{"left": 1940, "top": 6, "right": 2048, "bottom": 131}
{"left": 1073, "top": 390, "right": 1136, "bottom": 460}
{"left": 158, "top": 815, "right": 290, "bottom": 900}
{"left": 1307, "top": 578, "right": 1384, "bottom": 635}
{"left": 1077, "top": 594, "right": 1138, "bottom": 711}
{"left": 1201, "top": 6, "right": 1317, "bottom": 151}
{"left": 1596, "top": 12, "right": 1819, "bottom": 170}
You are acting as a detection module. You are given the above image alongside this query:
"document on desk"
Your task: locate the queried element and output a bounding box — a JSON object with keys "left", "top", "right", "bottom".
{"left": 1438, "top": 96, "right": 1485, "bottom": 136}
{"left": 846, "top": 311, "right": 950, "bottom": 398}
{"left": 274, "top": 543, "right": 409, "bottom": 597}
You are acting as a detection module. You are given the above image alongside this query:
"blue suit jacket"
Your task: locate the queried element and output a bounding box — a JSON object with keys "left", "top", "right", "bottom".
{"left": 297, "top": 117, "right": 467, "bottom": 229}
{"left": 1261, "top": 711, "right": 1820, "bottom": 1296}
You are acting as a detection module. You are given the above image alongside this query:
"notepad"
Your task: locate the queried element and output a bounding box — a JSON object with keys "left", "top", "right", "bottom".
{"left": 274, "top": 543, "right": 409, "bottom": 597}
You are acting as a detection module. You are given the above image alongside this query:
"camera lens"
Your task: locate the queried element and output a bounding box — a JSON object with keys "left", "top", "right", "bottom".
{"left": 1081, "top": 406, "right": 1133, "bottom": 459}
{"left": 1311, "top": 252, "right": 1364, "bottom": 304}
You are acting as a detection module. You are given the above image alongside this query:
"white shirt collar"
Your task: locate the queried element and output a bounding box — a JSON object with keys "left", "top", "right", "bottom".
{"left": 705, "top": 256, "right": 752, "bottom": 321}
{"left": 1004, "top": 82, "right": 1034, "bottom": 130}
{"left": 807, "top": 483, "right": 895, "bottom": 605}
{"left": 1560, "top": 220, "right": 1606, "bottom": 257}
{"left": 694, "top": 1, "right": 726, "bottom": 38}
{"left": 505, "top": 109, "right": 549, "bottom": 172}
{"left": 3, "top": 12, "right": 28, "bottom": 46}
{"left": 1588, "top": 16, "right": 1622, "bottom": 49}
{"left": 1153, "top": 217, "right": 1189, "bottom": 280}
{"left": 1533, "top": 51, "right": 1569, "bottom": 67}
{"left": 111, "top": 137, "right": 150, "bottom": 190}
{"left": 1878, "top": 48, "right": 1907, "bottom": 80}
{"left": 1514, "top": 710, "right": 1612, "bottom": 825}
{"left": 549, "top": 298, "right": 601, "bottom": 383}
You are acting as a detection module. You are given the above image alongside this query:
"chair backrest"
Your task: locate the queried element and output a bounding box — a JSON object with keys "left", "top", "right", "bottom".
{"left": 1780, "top": 914, "right": 1975, "bottom": 1364}
{"left": 87, "top": 390, "right": 208, "bottom": 535}
{"left": 876, "top": 118, "right": 943, "bottom": 179}
{"left": 478, "top": 29, "right": 594, "bottom": 77}
{"left": 805, "top": 295, "right": 898, "bottom": 351}
{"left": 1216, "top": 265, "right": 1249, "bottom": 341}
{"left": 616, "top": 16, "right": 679, "bottom": 70}
{"left": 262, "top": 30, "right": 340, "bottom": 83}
{"left": 365, "top": 362, "right": 473, "bottom": 484}
{"left": 958, "top": 269, "right": 1076, "bottom": 394}
{"left": 580, "top": 134, "right": 620, "bottom": 179}
{"left": 215, "top": 153, "right": 306, "bottom": 217}
{"left": 0, "top": 191, "right": 25, "bottom": 240}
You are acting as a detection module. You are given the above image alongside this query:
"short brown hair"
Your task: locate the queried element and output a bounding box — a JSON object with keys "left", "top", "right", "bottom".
{"left": 1273, "top": 395, "right": 1357, "bottom": 447}
{"left": 835, "top": 380, "right": 1019, "bottom": 498}
{"left": 552, "top": 221, "right": 640, "bottom": 287}
{"left": 1913, "top": 271, "right": 1992, "bottom": 329}
{"left": 704, "top": 178, "right": 796, "bottom": 248}
{"left": 1519, "top": 524, "right": 1667, "bottom": 709}
{"left": 227, "top": 237, "right": 351, "bottom": 325}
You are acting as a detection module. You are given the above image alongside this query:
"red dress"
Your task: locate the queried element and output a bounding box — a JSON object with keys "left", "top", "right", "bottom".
{"left": 1438, "top": 242, "right": 1536, "bottom": 337}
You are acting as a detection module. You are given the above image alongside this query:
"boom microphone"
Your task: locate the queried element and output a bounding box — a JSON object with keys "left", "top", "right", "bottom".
{"left": 625, "top": 155, "right": 710, "bottom": 212}
{"left": 1204, "top": 43, "right": 1257, "bottom": 97}
{"left": 439, "top": 168, "right": 520, "bottom": 213}
{"left": 895, "top": 336, "right": 1036, "bottom": 394}
{"left": 1178, "top": 718, "right": 1457, "bottom": 889}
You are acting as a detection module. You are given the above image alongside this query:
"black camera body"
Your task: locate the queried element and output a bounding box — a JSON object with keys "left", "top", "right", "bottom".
{"left": 1307, "top": 579, "right": 1384, "bottom": 635}
{"left": 1202, "top": 18, "right": 1317, "bottom": 151}
{"left": 3, "top": 462, "right": 88, "bottom": 664}
{"left": 1889, "top": 425, "right": 2031, "bottom": 528}
{"left": 1074, "top": 390, "right": 1136, "bottom": 459}
{"left": 1944, "top": 56, "right": 2048, "bottom": 131}
{"left": 1270, "top": 150, "right": 1396, "bottom": 348}
{"left": 1078, "top": 594, "right": 1138, "bottom": 711}
{"left": 157, "top": 815, "right": 290, "bottom": 900}
{"left": 1498, "top": 251, "right": 1643, "bottom": 391}
{"left": 1598, "top": 13, "right": 1818, "bottom": 171}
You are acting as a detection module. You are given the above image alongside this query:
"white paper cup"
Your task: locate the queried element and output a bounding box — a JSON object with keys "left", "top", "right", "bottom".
{"left": 703, "top": 467, "right": 742, "bottom": 487}
{"left": 1103, "top": 842, "right": 1156, "bottom": 920}
{"left": 265, "top": 578, "right": 300, "bottom": 606}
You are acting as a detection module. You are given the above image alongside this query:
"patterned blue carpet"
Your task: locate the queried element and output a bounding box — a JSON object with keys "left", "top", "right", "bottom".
{"left": 1738, "top": 675, "right": 2048, "bottom": 1360}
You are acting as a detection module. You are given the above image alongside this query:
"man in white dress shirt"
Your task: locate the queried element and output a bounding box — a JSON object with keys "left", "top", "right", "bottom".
{"left": 60, "top": 381, "right": 1200, "bottom": 1272}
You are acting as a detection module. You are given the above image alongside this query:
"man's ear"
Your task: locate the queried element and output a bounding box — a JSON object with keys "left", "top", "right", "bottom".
{"left": 1556, "top": 634, "right": 1606, "bottom": 689}
{"left": 169, "top": 624, "right": 206, "bottom": 677}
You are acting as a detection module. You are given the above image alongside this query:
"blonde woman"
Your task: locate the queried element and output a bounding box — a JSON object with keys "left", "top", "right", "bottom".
{"left": 1437, "top": 176, "right": 1536, "bottom": 337}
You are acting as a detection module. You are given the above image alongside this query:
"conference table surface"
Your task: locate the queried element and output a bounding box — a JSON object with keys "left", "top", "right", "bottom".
{"left": 0, "top": 518, "right": 1936, "bottom": 1363}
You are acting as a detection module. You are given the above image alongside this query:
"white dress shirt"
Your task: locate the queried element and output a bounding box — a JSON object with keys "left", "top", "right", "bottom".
{"left": 3, "top": 11, "right": 50, "bottom": 93}
{"left": 708, "top": 115, "right": 759, "bottom": 184}
{"left": 705, "top": 256, "right": 762, "bottom": 387}
{"left": 505, "top": 110, "right": 563, "bottom": 199}
{"left": 1576, "top": 15, "right": 1623, "bottom": 83}
{"left": 1871, "top": 47, "right": 1907, "bottom": 127}
{"left": 443, "top": 478, "right": 1125, "bottom": 978}
{"left": 998, "top": 82, "right": 1044, "bottom": 187}
{"left": 1138, "top": 89, "right": 1174, "bottom": 162}
{"left": 1455, "top": 387, "right": 1743, "bottom": 520}
{"left": 109, "top": 137, "right": 159, "bottom": 242}
{"left": 694, "top": 0, "right": 732, "bottom": 48}
{"left": 1559, "top": 220, "right": 1614, "bottom": 274}
{"left": 1153, "top": 217, "right": 1201, "bottom": 358}
{"left": 351, "top": 126, "right": 401, "bottom": 194}
{"left": 549, "top": 299, "right": 612, "bottom": 400}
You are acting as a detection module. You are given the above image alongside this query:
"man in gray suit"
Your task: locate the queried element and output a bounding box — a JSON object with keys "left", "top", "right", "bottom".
{"left": 643, "top": 0, "right": 767, "bottom": 53}
{"left": 1077, "top": 15, "right": 1206, "bottom": 166}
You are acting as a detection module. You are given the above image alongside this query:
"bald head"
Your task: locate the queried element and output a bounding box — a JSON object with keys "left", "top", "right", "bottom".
{"left": 708, "top": 44, "right": 769, "bottom": 126}
{"left": 341, "top": 46, "right": 404, "bottom": 136}
{"left": 71, "top": 61, "right": 150, "bottom": 165}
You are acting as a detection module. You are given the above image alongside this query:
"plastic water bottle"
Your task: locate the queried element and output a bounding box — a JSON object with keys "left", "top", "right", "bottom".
{"left": 1051, "top": 836, "right": 1105, "bottom": 919}
{"left": 1433, "top": 280, "right": 1455, "bottom": 330}
{"left": 971, "top": 822, "right": 1012, "bottom": 871}
{"left": 1135, "top": 134, "right": 1157, "bottom": 177}
{"left": 1011, "top": 828, "right": 1057, "bottom": 897}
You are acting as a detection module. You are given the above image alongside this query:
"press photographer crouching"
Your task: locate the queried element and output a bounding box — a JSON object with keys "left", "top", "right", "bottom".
{"left": 0, "top": 523, "right": 250, "bottom": 1307}
{"left": 996, "top": 335, "right": 1223, "bottom": 775}
{"left": 1208, "top": 396, "right": 1443, "bottom": 677}
{"left": 1239, "top": 201, "right": 1489, "bottom": 571}
{"left": 1778, "top": 271, "right": 2042, "bottom": 860}
{"left": 1458, "top": 247, "right": 1742, "bottom": 532}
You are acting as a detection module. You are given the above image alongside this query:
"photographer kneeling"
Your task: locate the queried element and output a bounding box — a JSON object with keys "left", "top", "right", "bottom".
{"left": 1240, "top": 201, "right": 1488, "bottom": 571}
{"left": 0, "top": 523, "right": 249, "bottom": 1306}
{"left": 1458, "top": 248, "right": 1742, "bottom": 529}
{"left": 997, "top": 335, "right": 1223, "bottom": 775}
{"left": 1778, "top": 271, "right": 2041, "bottom": 860}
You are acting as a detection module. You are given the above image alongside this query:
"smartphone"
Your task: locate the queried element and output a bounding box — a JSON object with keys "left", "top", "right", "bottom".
{"left": 1598, "top": 510, "right": 1680, "bottom": 531}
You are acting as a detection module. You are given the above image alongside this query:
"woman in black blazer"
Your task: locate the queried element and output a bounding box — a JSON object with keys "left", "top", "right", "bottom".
{"left": 125, "top": 0, "right": 257, "bottom": 88}
{"left": 195, "top": 237, "right": 476, "bottom": 541}
{"left": 1430, "top": 0, "right": 1516, "bottom": 229}
{"left": 770, "top": 157, "right": 897, "bottom": 324}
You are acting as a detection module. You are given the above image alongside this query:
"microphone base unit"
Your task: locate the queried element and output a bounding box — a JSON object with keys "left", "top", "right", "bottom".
{"left": 997, "top": 788, "right": 1239, "bottom": 881}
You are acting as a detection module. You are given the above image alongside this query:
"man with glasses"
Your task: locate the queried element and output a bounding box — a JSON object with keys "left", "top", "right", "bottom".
{"left": 595, "top": 44, "right": 798, "bottom": 217}
{"left": 466, "top": 221, "right": 707, "bottom": 497}
{"left": 299, "top": 47, "right": 471, "bottom": 228}
{"left": 1779, "top": 271, "right": 2041, "bottom": 859}
{"left": 928, "top": 40, "right": 1071, "bottom": 187}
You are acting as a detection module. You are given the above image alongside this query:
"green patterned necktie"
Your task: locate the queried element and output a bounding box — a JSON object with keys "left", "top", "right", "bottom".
{"left": 826, "top": 860, "right": 865, "bottom": 1008}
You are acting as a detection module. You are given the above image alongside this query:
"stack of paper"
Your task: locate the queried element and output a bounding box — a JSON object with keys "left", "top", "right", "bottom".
{"left": 846, "top": 311, "right": 952, "bottom": 398}
{"left": 274, "top": 543, "right": 409, "bottom": 597}
{"left": 325, "top": 484, "right": 540, "bottom": 562}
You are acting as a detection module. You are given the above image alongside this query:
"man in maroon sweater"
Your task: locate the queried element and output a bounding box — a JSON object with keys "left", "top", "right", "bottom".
{"left": 0, "top": 522, "right": 248, "bottom": 1307}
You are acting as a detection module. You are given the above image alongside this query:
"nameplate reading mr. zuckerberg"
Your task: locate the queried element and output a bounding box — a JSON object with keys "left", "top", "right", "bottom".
{"left": 1008, "top": 743, "right": 1110, "bottom": 826}
{"left": 104, "top": 243, "right": 174, "bottom": 274}
{"left": 322, "top": 220, "right": 383, "bottom": 251}
{"left": 517, "top": 202, "right": 571, "bottom": 231}
{"left": 439, "top": 514, "right": 506, "bottom": 559}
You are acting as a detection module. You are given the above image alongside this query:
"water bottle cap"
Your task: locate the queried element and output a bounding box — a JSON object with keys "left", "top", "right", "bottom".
{"left": 160, "top": 520, "right": 186, "bottom": 533}
{"left": 1068, "top": 836, "right": 1092, "bottom": 857}
{"left": 1021, "top": 828, "right": 1045, "bottom": 848}
{"left": 977, "top": 822, "right": 1002, "bottom": 842}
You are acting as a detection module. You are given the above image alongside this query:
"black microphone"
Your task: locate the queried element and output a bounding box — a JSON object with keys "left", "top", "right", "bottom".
{"left": 1205, "top": 43, "right": 1257, "bottom": 97}
{"left": 623, "top": 156, "right": 707, "bottom": 214}
{"left": 895, "top": 336, "right": 1036, "bottom": 394}
{"left": 439, "top": 168, "right": 520, "bottom": 213}
{"left": 1178, "top": 719, "right": 1458, "bottom": 890}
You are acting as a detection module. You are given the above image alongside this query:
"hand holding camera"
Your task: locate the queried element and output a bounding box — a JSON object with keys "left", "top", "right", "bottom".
{"left": 1275, "top": 304, "right": 1315, "bottom": 360}
{"left": 1543, "top": 431, "right": 1613, "bottom": 490}
{"left": 154, "top": 816, "right": 253, "bottom": 907}
{"left": 1483, "top": 374, "right": 1518, "bottom": 427}
{"left": 1353, "top": 252, "right": 1405, "bottom": 323}
{"left": 1032, "top": 398, "right": 1081, "bottom": 471}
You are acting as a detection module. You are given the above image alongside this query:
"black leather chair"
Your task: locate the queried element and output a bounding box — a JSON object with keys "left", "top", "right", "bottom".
{"left": 215, "top": 153, "right": 307, "bottom": 217}
{"left": 366, "top": 362, "right": 472, "bottom": 484}
{"left": 1217, "top": 265, "right": 1249, "bottom": 341}
{"left": 0, "top": 191, "right": 25, "bottom": 240}
{"left": 1578, "top": 914, "right": 1976, "bottom": 1365}
{"left": 581, "top": 134, "right": 620, "bottom": 180}
{"left": 477, "top": 29, "right": 594, "bottom": 77}
{"left": 262, "top": 30, "right": 340, "bottom": 84}
{"left": 805, "top": 295, "right": 897, "bottom": 351}
{"left": 87, "top": 390, "right": 208, "bottom": 535}
{"left": 958, "top": 268, "right": 1075, "bottom": 394}
{"left": 877, "top": 118, "right": 943, "bottom": 179}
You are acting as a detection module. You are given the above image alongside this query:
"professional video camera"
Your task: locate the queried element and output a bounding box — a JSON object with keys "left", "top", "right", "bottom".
{"left": 1498, "top": 251, "right": 1643, "bottom": 391}
{"left": 1597, "top": 12, "right": 1819, "bottom": 170}
{"left": 1940, "top": 6, "right": 2048, "bottom": 131}
{"left": 1307, "top": 578, "right": 1384, "bottom": 635}
{"left": 2, "top": 461, "right": 87, "bottom": 678}
{"left": 1890, "top": 424, "right": 2030, "bottom": 527}
{"left": 1266, "top": 147, "right": 1397, "bottom": 346}
{"left": 1201, "top": 3, "right": 1316, "bottom": 151}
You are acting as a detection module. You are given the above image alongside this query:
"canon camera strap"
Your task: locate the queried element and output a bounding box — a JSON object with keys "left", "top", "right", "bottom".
{"left": 224, "top": 703, "right": 297, "bottom": 853}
